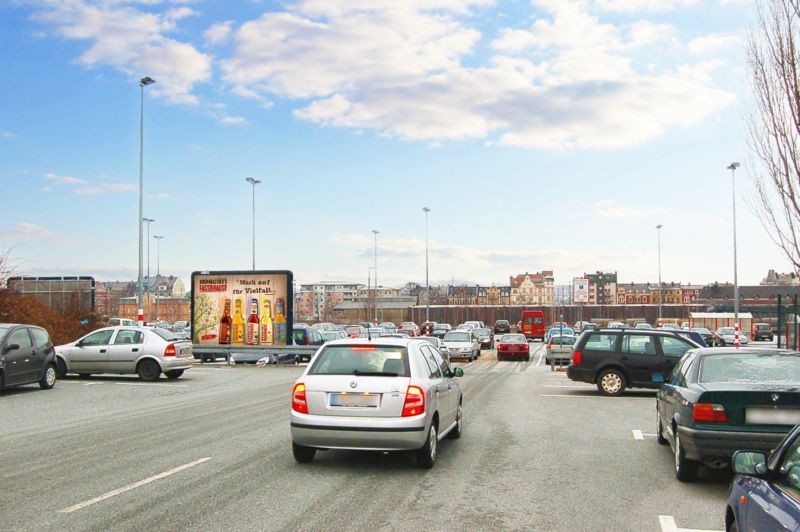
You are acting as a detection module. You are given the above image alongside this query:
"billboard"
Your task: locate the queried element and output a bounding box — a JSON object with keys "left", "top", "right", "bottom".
{"left": 191, "top": 270, "right": 293, "bottom": 346}
{"left": 573, "top": 277, "right": 589, "bottom": 304}
{"left": 7, "top": 276, "right": 95, "bottom": 314}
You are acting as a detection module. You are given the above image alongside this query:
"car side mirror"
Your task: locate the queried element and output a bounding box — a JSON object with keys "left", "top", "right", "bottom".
{"left": 453, "top": 367, "right": 464, "bottom": 378}
{"left": 3, "top": 343, "right": 20, "bottom": 354}
{"left": 732, "top": 451, "right": 768, "bottom": 477}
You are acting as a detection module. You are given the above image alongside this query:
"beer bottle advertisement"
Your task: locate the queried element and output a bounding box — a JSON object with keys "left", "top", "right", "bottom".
{"left": 191, "top": 271, "right": 293, "bottom": 347}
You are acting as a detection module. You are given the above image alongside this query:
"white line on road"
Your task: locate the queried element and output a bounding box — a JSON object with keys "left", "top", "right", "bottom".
{"left": 658, "top": 515, "right": 723, "bottom": 532}
{"left": 114, "top": 382, "right": 188, "bottom": 388}
{"left": 544, "top": 385, "right": 587, "bottom": 388}
{"left": 83, "top": 382, "right": 102, "bottom": 386}
{"left": 60, "top": 457, "right": 213, "bottom": 513}
{"left": 540, "top": 394, "right": 599, "bottom": 399}
{"left": 633, "top": 430, "right": 644, "bottom": 440}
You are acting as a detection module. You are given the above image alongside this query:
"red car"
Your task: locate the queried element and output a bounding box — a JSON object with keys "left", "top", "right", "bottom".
{"left": 497, "top": 333, "right": 530, "bottom": 361}
{"left": 344, "top": 325, "right": 365, "bottom": 338}
{"left": 399, "top": 322, "right": 419, "bottom": 337}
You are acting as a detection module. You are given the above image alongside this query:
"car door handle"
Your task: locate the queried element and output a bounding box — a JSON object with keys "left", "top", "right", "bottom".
{"left": 100, "top": 349, "right": 107, "bottom": 353}
{"left": 132, "top": 348, "right": 139, "bottom": 352}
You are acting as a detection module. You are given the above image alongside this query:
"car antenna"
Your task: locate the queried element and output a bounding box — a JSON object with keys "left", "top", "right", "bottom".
{"left": 367, "top": 326, "right": 372, "bottom": 341}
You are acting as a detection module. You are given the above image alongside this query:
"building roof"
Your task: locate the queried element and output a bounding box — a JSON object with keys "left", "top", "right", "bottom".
{"left": 690, "top": 312, "right": 754, "bottom": 319}
{"left": 509, "top": 271, "right": 554, "bottom": 289}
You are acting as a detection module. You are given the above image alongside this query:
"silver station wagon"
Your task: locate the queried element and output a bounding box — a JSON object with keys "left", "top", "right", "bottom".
{"left": 290, "top": 337, "right": 464, "bottom": 468}
{"left": 55, "top": 326, "right": 193, "bottom": 381}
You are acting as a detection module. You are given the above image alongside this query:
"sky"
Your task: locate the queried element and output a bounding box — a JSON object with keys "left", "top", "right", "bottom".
{"left": 0, "top": 0, "right": 791, "bottom": 290}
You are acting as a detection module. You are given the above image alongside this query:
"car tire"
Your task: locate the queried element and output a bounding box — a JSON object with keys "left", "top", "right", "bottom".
{"left": 656, "top": 409, "right": 668, "bottom": 445}
{"left": 674, "top": 432, "right": 700, "bottom": 482}
{"left": 56, "top": 358, "right": 68, "bottom": 379}
{"left": 39, "top": 363, "right": 56, "bottom": 390}
{"left": 164, "top": 370, "right": 184, "bottom": 380}
{"left": 524, "top": 354, "right": 530, "bottom": 362}
{"left": 597, "top": 369, "right": 626, "bottom": 396}
{"left": 448, "top": 403, "right": 462, "bottom": 440}
{"left": 137, "top": 359, "right": 161, "bottom": 382}
{"left": 416, "top": 421, "right": 438, "bottom": 469}
{"left": 292, "top": 442, "right": 316, "bottom": 463}
{"left": 727, "top": 516, "right": 738, "bottom": 532}
{"left": 545, "top": 357, "right": 550, "bottom": 365}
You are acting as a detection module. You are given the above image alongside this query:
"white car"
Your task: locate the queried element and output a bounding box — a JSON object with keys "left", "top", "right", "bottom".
{"left": 290, "top": 337, "right": 464, "bottom": 468}
{"left": 55, "top": 326, "right": 193, "bottom": 381}
{"left": 714, "top": 327, "right": 750, "bottom": 346}
{"left": 442, "top": 331, "right": 479, "bottom": 361}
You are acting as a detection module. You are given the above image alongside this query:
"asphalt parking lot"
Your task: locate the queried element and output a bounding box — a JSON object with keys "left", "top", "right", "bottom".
{"left": 1, "top": 343, "right": 734, "bottom": 531}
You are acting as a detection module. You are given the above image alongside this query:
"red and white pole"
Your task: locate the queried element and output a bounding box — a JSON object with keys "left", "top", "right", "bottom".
{"left": 734, "top": 322, "right": 740, "bottom": 349}
{"left": 138, "top": 307, "right": 145, "bottom": 326}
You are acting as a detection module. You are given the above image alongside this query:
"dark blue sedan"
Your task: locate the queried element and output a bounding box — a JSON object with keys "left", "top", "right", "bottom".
{"left": 726, "top": 424, "right": 800, "bottom": 531}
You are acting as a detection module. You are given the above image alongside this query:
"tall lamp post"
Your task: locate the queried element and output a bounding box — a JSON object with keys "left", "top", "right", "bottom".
{"left": 245, "top": 177, "right": 261, "bottom": 270}
{"left": 137, "top": 76, "right": 156, "bottom": 326}
{"left": 423, "top": 207, "right": 431, "bottom": 322}
{"left": 656, "top": 224, "right": 663, "bottom": 325}
{"left": 143, "top": 217, "right": 155, "bottom": 323}
{"left": 372, "top": 229, "right": 379, "bottom": 323}
{"left": 153, "top": 235, "right": 164, "bottom": 321}
{"left": 727, "top": 162, "right": 741, "bottom": 323}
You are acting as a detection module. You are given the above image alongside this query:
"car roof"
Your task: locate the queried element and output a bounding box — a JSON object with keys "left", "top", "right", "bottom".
{"left": 691, "top": 347, "right": 799, "bottom": 357}
{"left": 323, "top": 337, "right": 426, "bottom": 348}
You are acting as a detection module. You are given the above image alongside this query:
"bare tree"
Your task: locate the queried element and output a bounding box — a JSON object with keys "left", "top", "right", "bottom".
{"left": 747, "top": 0, "right": 800, "bottom": 273}
{"left": 0, "top": 247, "right": 21, "bottom": 288}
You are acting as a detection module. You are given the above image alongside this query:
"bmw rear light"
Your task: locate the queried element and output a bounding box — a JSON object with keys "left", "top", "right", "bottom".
{"left": 692, "top": 403, "right": 728, "bottom": 423}
{"left": 292, "top": 383, "right": 309, "bottom": 414}
{"left": 402, "top": 385, "right": 425, "bottom": 417}
{"left": 571, "top": 350, "right": 582, "bottom": 365}
{"left": 164, "top": 343, "right": 176, "bottom": 357}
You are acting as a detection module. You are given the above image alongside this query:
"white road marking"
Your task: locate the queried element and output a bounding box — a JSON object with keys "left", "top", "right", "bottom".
{"left": 115, "top": 382, "right": 188, "bottom": 388}
{"left": 60, "top": 457, "right": 213, "bottom": 513}
{"left": 658, "top": 515, "right": 723, "bottom": 532}
{"left": 540, "top": 394, "right": 599, "bottom": 399}
{"left": 633, "top": 430, "right": 644, "bottom": 440}
{"left": 536, "top": 349, "right": 544, "bottom": 366}
{"left": 83, "top": 382, "right": 102, "bottom": 386}
{"left": 544, "top": 385, "right": 587, "bottom": 388}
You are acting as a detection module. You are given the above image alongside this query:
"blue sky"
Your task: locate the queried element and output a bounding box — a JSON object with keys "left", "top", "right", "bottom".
{"left": 0, "top": 0, "right": 787, "bottom": 290}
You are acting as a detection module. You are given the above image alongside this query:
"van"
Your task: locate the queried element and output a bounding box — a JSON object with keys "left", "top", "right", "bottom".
{"left": 520, "top": 310, "right": 545, "bottom": 341}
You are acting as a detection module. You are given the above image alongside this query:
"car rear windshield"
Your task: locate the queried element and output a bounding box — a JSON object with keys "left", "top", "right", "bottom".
{"left": 500, "top": 334, "right": 526, "bottom": 344}
{"left": 308, "top": 345, "right": 410, "bottom": 376}
{"left": 345, "top": 326, "right": 362, "bottom": 334}
{"left": 496, "top": 320, "right": 509, "bottom": 325}
{"left": 692, "top": 328, "right": 711, "bottom": 334}
{"left": 719, "top": 327, "right": 735, "bottom": 335}
{"left": 444, "top": 332, "right": 471, "bottom": 342}
{"left": 756, "top": 324, "right": 771, "bottom": 330}
{"left": 0, "top": 326, "right": 9, "bottom": 343}
{"left": 153, "top": 328, "right": 181, "bottom": 341}
{"left": 698, "top": 353, "right": 800, "bottom": 384}
{"left": 474, "top": 328, "right": 491, "bottom": 337}
{"left": 551, "top": 336, "right": 576, "bottom": 345}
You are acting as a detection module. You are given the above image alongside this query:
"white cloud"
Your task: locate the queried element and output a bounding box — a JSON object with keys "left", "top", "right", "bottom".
{"left": 33, "top": 1, "right": 212, "bottom": 105}
{"left": 203, "top": 20, "right": 233, "bottom": 46}
{"left": 222, "top": 0, "right": 735, "bottom": 149}
{"left": 688, "top": 33, "right": 743, "bottom": 54}
{"left": 0, "top": 222, "right": 72, "bottom": 244}
{"left": 218, "top": 115, "right": 246, "bottom": 125}
{"left": 594, "top": 0, "right": 696, "bottom": 11}
{"left": 0, "top": 130, "right": 14, "bottom": 138}
{"left": 593, "top": 202, "right": 641, "bottom": 219}
{"left": 74, "top": 182, "right": 135, "bottom": 195}
{"left": 43, "top": 172, "right": 87, "bottom": 185}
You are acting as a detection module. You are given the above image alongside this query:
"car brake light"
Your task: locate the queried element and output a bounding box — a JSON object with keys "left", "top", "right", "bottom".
{"left": 353, "top": 346, "right": 377, "bottom": 351}
{"left": 402, "top": 385, "right": 425, "bottom": 417}
{"left": 164, "top": 343, "right": 176, "bottom": 357}
{"left": 498, "top": 344, "right": 508, "bottom": 351}
{"left": 692, "top": 403, "right": 728, "bottom": 423}
{"left": 292, "top": 383, "right": 309, "bottom": 414}
{"left": 572, "top": 350, "right": 582, "bottom": 365}
{"left": 546, "top": 339, "right": 553, "bottom": 348}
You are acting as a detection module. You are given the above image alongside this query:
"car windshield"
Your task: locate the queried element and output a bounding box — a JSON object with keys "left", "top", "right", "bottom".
{"left": 474, "top": 328, "right": 491, "bottom": 338}
{"left": 757, "top": 324, "right": 771, "bottom": 330}
{"left": 320, "top": 332, "right": 340, "bottom": 341}
{"left": 444, "top": 332, "right": 471, "bottom": 342}
{"left": 500, "top": 334, "right": 526, "bottom": 344}
{"left": 698, "top": 353, "right": 800, "bottom": 384}
{"left": 420, "top": 337, "right": 439, "bottom": 346}
{"left": 433, "top": 325, "right": 449, "bottom": 331}
{"left": 308, "top": 345, "right": 410, "bottom": 376}
{"left": 719, "top": 327, "right": 735, "bottom": 335}
{"left": 692, "top": 328, "right": 711, "bottom": 334}
{"left": 345, "top": 326, "right": 362, "bottom": 334}
{"left": 550, "top": 336, "right": 576, "bottom": 345}
{"left": 152, "top": 328, "right": 180, "bottom": 341}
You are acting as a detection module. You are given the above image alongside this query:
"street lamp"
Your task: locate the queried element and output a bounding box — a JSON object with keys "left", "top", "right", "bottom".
{"left": 245, "top": 177, "right": 261, "bottom": 270}
{"left": 727, "top": 162, "right": 741, "bottom": 323}
{"left": 143, "top": 217, "right": 155, "bottom": 323}
{"left": 423, "top": 207, "right": 431, "bottom": 322}
{"left": 137, "top": 76, "right": 156, "bottom": 326}
{"left": 372, "top": 229, "right": 379, "bottom": 323}
{"left": 153, "top": 235, "right": 164, "bottom": 321}
{"left": 656, "top": 224, "right": 662, "bottom": 325}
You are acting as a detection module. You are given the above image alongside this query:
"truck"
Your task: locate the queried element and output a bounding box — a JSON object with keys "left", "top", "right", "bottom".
{"left": 190, "top": 270, "right": 317, "bottom": 364}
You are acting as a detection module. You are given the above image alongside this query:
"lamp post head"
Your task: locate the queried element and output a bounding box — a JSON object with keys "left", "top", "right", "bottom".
{"left": 423, "top": 207, "right": 431, "bottom": 213}
{"left": 143, "top": 217, "right": 155, "bottom": 223}
{"left": 153, "top": 235, "right": 164, "bottom": 240}
{"left": 727, "top": 162, "right": 740, "bottom": 171}
{"left": 372, "top": 229, "right": 379, "bottom": 235}
{"left": 140, "top": 77, "right": 156, "bottom": 86}
{"left": 656, "top": 224, "right": 662, "bottom": 230}
{"left": 246, "top": 177, "right": 261, "bottom": 185}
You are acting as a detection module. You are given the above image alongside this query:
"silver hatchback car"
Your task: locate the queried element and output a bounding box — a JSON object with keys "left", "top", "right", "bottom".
{"left": 55, "top": 326, "right": 193, "bottom": 381}
{"left": 290, "top": 337, "right": 464, "bottom": 468}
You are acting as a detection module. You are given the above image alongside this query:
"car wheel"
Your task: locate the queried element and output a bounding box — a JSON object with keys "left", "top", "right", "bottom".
{"left": 674, "top": 432, "right": 700, "bottom": 482}
{"left": 164, "top": 370, "right": 184, "bottom": 380}
{"left": 416, "top": 421, "right": 438, "bottom": 469}
{"left": 524, "top": 354, "right": 530, "bottom": 362}
{"left": 56, "top": 358, "right": 68, "bottom": 379}
{"left": 545, "top": 357, "right": 550, "bottom": 365}
{"left": 137, "top": 359, "right": 161, "bottom": 382}
{"left": 656, "top": 409, "right": 668, "bottom": 445}
{"left": 292, "top": 442, "right": 316, "bottom": 463}
{"left": 39, "top": 363, "right": 56, "bottom": 390}
{"left": 597, "top": 369, "right": 626, "bottom": 396}
{"left": 448, "top": 402, "right": 462, "bottom": 440}
{"left": 727, "top": 516, "right": 738, "bottom": 532}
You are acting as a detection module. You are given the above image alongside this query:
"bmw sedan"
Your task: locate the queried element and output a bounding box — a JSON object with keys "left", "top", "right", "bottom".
{"left": 726, "top": 424, "right": 800, "bottom": 532}
{"left": 290, "top": 337, "right": 463, "bottom": 468}
{"left": 56, "top": 326, "right": 193, "bottom": 381}
{"left": 656, "top": 347, "right": 800, "bottom": 481}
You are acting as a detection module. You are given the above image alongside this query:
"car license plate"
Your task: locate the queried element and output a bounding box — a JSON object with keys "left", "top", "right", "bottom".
{"left": 746, "top": 408, "right": 800, "bottom": 425}
{"left": 329, "top": 393, "right": 380, "bottom": 408}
